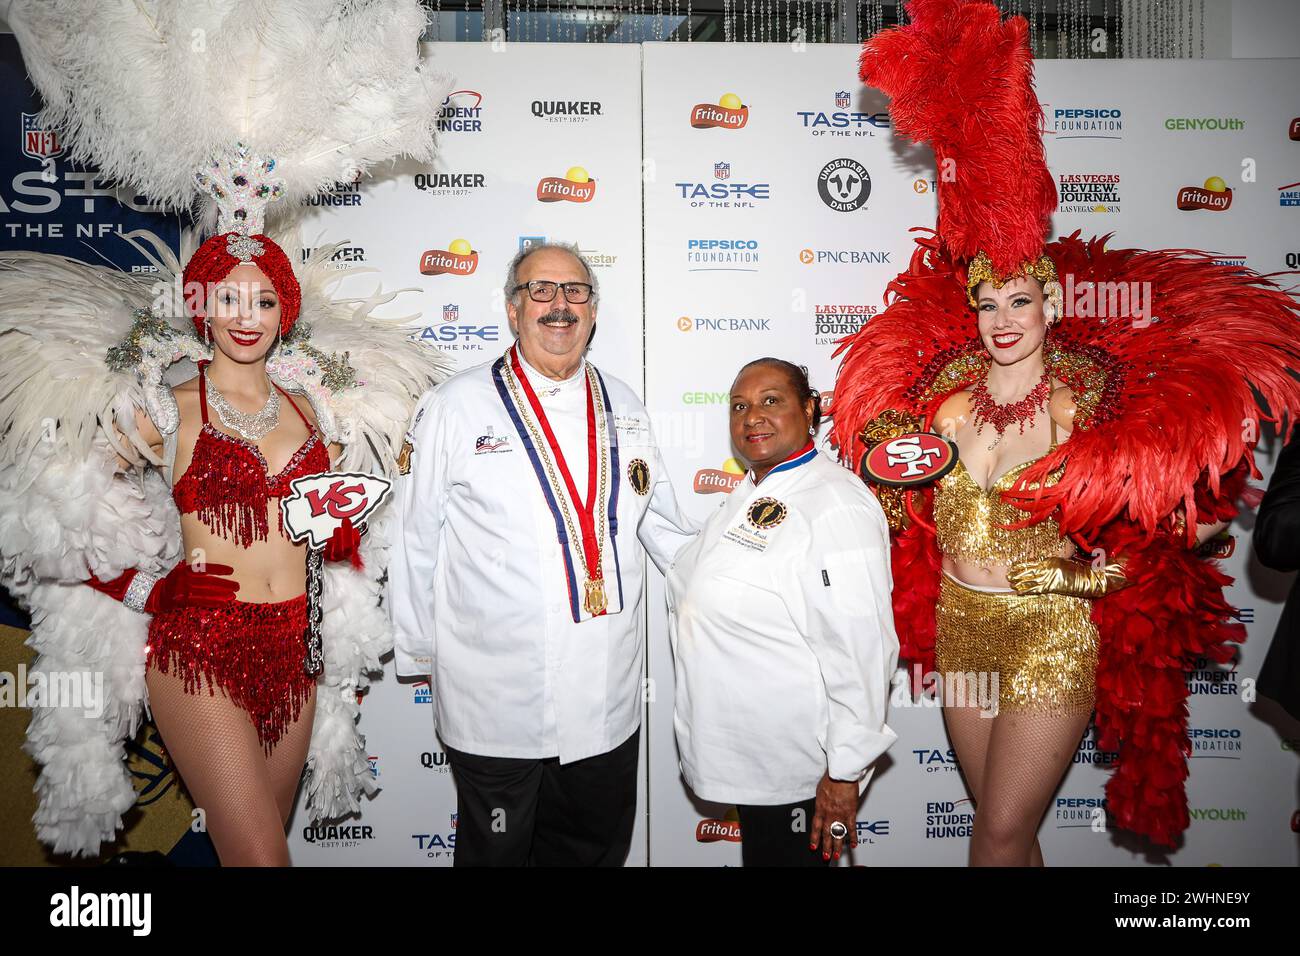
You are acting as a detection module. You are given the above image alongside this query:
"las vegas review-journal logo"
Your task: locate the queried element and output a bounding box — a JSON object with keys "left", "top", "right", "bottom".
{"left": 537, "top": 166, "right": 596, "bottom": 203}
{"left": 1058, "top": 173, "right": 1121, "bottom": 213}
{"left": 676, "top": 314, "right": 771, "bottom": 333}
{"left": 796, "top": 91, "right": 890, "bottom": 136}
{"left": 814, "top": 304, "right": 878, "bottom": 344}
{"left": 675, "top": 161, "right": 770, "bottom": 209}
{"left": 1046, "top": 105, "right": 1123, "bottom": 140}
{"left": 817, "top": 158, "right": 871, "bottom": 212}
{"left": 413, "top": 171, "right": 486, "bottom": 197}
{"left": 690, "top": 92, "right": 749, "bottom": 129}
{"left": 21, "top": 112, "right": 64, "bottom": 161}
{"left": 438, "top": 89, "right": 484, "bottom": 133}
{"left": 686, "top": 237, "right": 759, "bottom": 271}
{"left": 531, "top": 98, "right": 603, "bottom": 123}
{"left": 419, "top": 238, "right": 478, "bottom": 276}
{"left": 1177, "top": 176, "right": 1232, "bottom": 212}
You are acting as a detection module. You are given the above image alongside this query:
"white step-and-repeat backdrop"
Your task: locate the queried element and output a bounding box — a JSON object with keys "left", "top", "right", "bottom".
{"left": 291, "top": 41, "right": 1300, "bottom": 866}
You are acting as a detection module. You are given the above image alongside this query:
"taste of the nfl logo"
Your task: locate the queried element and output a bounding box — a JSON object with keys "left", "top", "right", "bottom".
{"left": 21, "top": 113, "right": 64, "bottom": 162}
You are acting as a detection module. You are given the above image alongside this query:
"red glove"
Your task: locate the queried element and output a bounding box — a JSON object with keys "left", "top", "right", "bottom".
{"left": 86, "top": 561, "right": 240, "bottom": 612}
{"left": 323, "top": 517, "right": 365, "bottom": 570}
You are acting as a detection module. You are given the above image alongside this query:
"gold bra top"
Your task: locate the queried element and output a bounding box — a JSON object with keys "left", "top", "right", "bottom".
{"left": 933, "top": 420, "right": 1066, "bottom": 567}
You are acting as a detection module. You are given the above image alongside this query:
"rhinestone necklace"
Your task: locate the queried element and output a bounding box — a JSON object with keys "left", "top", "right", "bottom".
{"left": 205, "top": 372, "right": 281, "bottom": 441}
{"left": 970, "top": 371, "right": 1051, "bottom": 450}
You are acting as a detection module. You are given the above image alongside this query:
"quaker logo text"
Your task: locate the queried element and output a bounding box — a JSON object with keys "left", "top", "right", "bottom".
{"left": 1176, "top": 177, "right": 1232, "bottom": 212}
{"left": 1286, "top": 252, "right": 1300, "bottom": 270}
{"left": 414, "top": 172, "right": 486, "bottom": 196}
{"left": 798, "top": 247, "right": 892, "bottom": 266}
{"left": 438, "top": 90, "right": 484, "bottom": 133}
{"left": 21, "top": 112, "right": 64, "bottom": 161}
{"left": 690, "top": 93, "right": 749, "bottom": 129}
{"left": 531, "top": 99, "right": 603, "bottom": 123}
{"left": 1058, "top": 173, "right": 1121, "bottom": 213}
{"left": 675, "top": 163, "right": 770, "bottom": 208}
{"left": 303, "top": 824, "right": 375, "bottom": 846}
{"left": 687, "top": 237, "right": 759, "bottom": 271}
{"left": 1048, "top": 106, "right": 1123, "bottom": 140}
{"left": 817, "top": 159, "right": 871, "bottom": 212}
{"left": 815, "top": 303, "right": 877, "bottom": 342}
{"left": 301, "top": 245, "right": 366, "bottom": 266}
{"left": 796, "top": 92, "right": 890, "bottom": 137}
{"left": 420, "top": 750, "right": 451, "bottom": 772}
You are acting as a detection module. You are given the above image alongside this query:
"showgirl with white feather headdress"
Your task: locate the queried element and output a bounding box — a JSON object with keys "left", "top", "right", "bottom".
{"left": 0, "top": 0, "right": 452, "bottom": 863}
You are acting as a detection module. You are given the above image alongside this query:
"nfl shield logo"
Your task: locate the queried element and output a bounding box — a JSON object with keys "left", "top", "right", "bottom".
{"left": 443, "top": 303, "right": 459, "bottom": 322}
{"left": 21, "top": 113, "right": 63, "bottom": 161}
{"left": 450, "top": 812, "right": 458, "bottom": 829}
{"left": 835, "top": 90, "right": 851, "bottom": 109}
{"left": 714, "top": 162, "right": 731, "bottom": 181}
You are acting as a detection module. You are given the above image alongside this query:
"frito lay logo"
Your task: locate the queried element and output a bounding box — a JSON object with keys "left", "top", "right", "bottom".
{"left": 537, "top": 167, "right": 596, "bottom": 203}
{"left": 281, "top": 472, "right": 393, "bottom": 548}
{"left": 694, "top": 458, "right": 746, "bottom": 494}
{"left": 691, "top": 93, "right": 749, "bottom": 129}
{"left": 1177, "top": 176, "right": 1233, "bottom": 211}
{"left": 420, "top": 238, "right": 479, "bottom": 275}
{"left": 863, "top": 433, "right": 958, "bottom": 486}
{"left": 1288, "top": 118, "right": 1300, "bottom": 141}
{"left": 696, "top": 817, "right": 742, "bottom": 843}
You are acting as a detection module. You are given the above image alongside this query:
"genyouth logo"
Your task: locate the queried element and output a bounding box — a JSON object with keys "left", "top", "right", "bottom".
{"left": 1048, "top": 106, "right": 1123, "bottom": 140}
{"left": 817, "top": 159, "right": 871, "bottom": 212}
{"left": 691, "top": 93, "right": 749, "bottom": 129}
{"left": 1164, "top": 116, "right": 1246, "bottom": 131}
{"left": 419, "top": 238, "right": 479, "bottom": 276}
{"left": 438, "top": 90, "right": 484, "bottom": 133}
{"left": 1176, "top": 176, "right": 1232, "bottom": 212}
{"left": 687, "top": 237, "right": 760, "bottom": 271}
{"left": 796, "top": 92, "right": 890, "bottom": 136}
{"left": 537, "top": 167, "right": 596, "bottom": 203}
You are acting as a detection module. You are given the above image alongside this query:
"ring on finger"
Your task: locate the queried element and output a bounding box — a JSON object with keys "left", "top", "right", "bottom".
{"left": 829, "top": 821, "right": 848, "bottom": 840}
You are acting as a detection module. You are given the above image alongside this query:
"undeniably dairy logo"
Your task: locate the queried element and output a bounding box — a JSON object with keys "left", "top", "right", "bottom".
{"left": 795, "top": 91, "right": 890, "bottom": 137}
{"left": 693, "top": 458, "right": 746, "bottom": 494}
{"left": 690, "top": 93, "right": 749, "bottom": 129}
{"left": 437, "top": 89, "right": 484, "bottom": 133}
{"left": 537, "top": 166, "right": 596, "bottom": 203}
{"left": 1058, "top": 173, "right": 1121, "bottom": 213}
{"left": 531, "top": 99, "right": 603, "bottom": 123}
{"left": 1047, "top": 105, "right": 1123, "bottom": 140}
{"left": 814, "top": 303, "right": 878, "bottom": 343}
{"left": 817, "top": 158, "right": 871, "bottom": 212}
{"left": 1177, "top": 176, "right": 1233, "bottom": 212}
{"left": 686, "top": 237, "right": 760, "bottom": 271}
{"left": 419, "top": 238, "right": 479, "bottom": 276}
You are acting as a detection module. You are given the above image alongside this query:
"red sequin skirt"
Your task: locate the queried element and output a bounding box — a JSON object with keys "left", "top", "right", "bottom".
{"left": 146, "top": 594, "right": 315, "bottom": 753}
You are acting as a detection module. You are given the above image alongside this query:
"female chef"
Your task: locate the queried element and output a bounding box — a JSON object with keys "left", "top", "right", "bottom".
{"left": 667, "top": 358, "right": 900, "bottom": 865}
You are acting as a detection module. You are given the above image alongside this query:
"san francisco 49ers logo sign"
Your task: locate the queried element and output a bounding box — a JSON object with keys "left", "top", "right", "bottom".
{"left": 747, "top": 497, "right": 787, "bottom": 530}
{"left": 861, "top": 432, "right": 958, "bottom": 487}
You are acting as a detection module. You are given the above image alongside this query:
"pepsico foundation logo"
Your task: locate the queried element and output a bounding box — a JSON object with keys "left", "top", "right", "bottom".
{"left": 537, "top": 167, "right": 596, "bottom": 203}
{"left": 694, "top": 458, "right": 746, "bottom": 494}
{"left": 1176, "top": 176, "right": 1232, "bottom": 212}
{"left": 419, "top": 238, "right": 479, "bottom": 276}
{"left": 690, "top": 93, "right": 749, "bottom": 129}
{"left": 696, "top": 810, "right": 743, "bottom": 843}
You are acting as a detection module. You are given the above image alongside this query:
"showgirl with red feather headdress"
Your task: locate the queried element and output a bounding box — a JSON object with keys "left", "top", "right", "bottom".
{"left": 831, "top": 0, "right": 1300, "bottom": 857}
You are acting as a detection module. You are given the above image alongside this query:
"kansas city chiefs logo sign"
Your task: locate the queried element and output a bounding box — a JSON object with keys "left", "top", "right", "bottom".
{"left": 280, "top": 472, "right": 393, "bottom": 548}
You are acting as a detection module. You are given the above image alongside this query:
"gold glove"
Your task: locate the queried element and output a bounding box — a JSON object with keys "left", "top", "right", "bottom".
{"left": 1005, "top": 556, "right": 1130, "bottom": 597}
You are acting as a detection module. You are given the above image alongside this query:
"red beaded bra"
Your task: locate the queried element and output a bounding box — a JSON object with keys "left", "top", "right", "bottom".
{"left": 173, "top": 362, "right": 331, "bottom": 549}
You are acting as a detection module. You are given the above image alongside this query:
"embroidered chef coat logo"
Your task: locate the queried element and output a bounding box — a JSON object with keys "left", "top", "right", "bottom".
{"left": 627, "top": 458, "right": 651, "bottom": 495}
{"left": 475, "top": 426, "right": 512, "bottom": 454}
{"left": 397, "top": 434, "right": 414, "bottom": 475}
{"left": 747, "top": 497, "right": 787, "bottom": 530}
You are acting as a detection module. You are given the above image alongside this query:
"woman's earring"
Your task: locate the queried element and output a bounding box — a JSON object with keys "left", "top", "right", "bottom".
{"left": 808, "top": 424, "right": 815, "bottom": 435}
{"left": 203, "top": 316, "right": 211, "bottom": 346}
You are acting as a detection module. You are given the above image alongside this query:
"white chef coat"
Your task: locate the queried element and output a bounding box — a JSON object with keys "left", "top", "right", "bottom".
{"left": 666, "top": 446, "right": 900, "bottom": 804}
{"left": 387, "top": 349, "right": 697, "bottom": 763}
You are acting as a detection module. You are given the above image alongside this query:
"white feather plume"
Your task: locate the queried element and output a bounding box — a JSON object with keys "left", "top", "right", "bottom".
{"left": 8, "top": 0, "right": 451, "bottom": 228}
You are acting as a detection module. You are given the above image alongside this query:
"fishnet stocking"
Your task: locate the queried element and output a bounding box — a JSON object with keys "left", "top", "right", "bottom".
{"left": 944, "top": 703, "right": 1091, "bottom": 866}
{"left": 145, "top": 662, "right": 316, "bottom": 865}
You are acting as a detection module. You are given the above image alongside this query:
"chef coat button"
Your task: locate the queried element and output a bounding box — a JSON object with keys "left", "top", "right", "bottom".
{"left": 548, "top": 602, "right": 561, "bottom": 614}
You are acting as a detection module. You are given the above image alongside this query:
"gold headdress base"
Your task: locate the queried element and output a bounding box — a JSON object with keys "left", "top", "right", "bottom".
{"left": 965, "top": 250, "right": 1061, "bottom": 318}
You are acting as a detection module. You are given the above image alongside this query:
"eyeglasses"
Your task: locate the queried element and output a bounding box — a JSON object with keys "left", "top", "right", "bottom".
{"left": 511, "top": 279, "right": 594, "bottom": 304}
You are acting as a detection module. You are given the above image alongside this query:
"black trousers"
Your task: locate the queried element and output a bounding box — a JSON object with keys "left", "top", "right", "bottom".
{"left": 735, "top": 797, "right": 830, "bottom": 867}
{"left": 444, "top": 728, "right": 640, "bottom": 867}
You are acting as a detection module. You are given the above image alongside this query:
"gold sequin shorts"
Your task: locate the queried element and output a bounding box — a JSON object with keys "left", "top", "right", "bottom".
{"left": 934, "top": 571, "right": 1098, "bottom": 715}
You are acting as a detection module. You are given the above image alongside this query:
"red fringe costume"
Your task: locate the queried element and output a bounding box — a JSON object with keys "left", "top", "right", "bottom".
{"left": 832, "top": 0, "right": 1300, "bottom": 847}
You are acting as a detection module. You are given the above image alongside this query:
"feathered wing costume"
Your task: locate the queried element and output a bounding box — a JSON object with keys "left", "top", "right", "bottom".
{"left": 831, "top": 0, "right": 1300, "bottom": 847}
{"left": 0, "top": 0, "right": 453, "bottom": 857}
